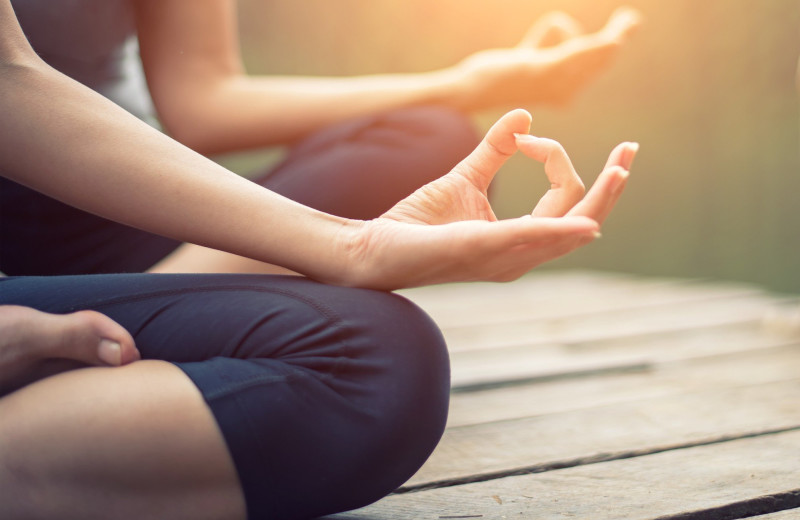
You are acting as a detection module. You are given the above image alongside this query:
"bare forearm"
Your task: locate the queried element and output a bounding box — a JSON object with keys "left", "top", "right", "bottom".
{"left": 159, "top": 69, "right": 467, "bottom": 155}
{"left": 134, "top": 0, "right": 469, "bottom": 155}
{"left": 0, "top": 58, "right": 353, "bottom": 281}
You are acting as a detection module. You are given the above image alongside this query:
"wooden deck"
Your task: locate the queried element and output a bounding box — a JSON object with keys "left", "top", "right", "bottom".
{"left": 327, "top": 270, "right": 800, "bottom": 520}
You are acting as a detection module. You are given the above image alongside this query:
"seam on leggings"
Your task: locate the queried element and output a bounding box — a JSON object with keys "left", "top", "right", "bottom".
{"left": 202, "top": 370, "right": 298, "bottom": 402}
{"left": 133, "top": 300, "right": 178, "bottom": 337}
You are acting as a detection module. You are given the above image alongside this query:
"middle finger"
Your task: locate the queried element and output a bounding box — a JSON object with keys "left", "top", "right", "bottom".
{"left": 515, "top": 134, "right": 586, "bottom": 217}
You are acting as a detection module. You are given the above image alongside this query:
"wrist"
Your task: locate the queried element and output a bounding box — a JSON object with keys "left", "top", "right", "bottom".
{"left": 418, "top": 65, "right": 474, "bottom": 113}
{"left": 321, "top": 218, "right": 397, "bottom": 290}
{"left": 447, "top": 53, "right": 510, "bottom": 112}
{"left": 288, "top": 215, "right": 376, "bottom": 289}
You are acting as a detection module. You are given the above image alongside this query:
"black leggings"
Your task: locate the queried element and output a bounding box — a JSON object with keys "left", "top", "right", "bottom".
{"left": 0, "top": 106, "right": 477, "bottom": 518}
{"left": 0, "top": 273, "right": 451, "bottom": 519}
{"left": 0, "top": 106, "right": 478, "bottom": 275}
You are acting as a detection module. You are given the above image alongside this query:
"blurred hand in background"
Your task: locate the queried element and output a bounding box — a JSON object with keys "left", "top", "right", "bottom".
{"left": 453, "top": 7, "right": 642, "bottom": 110}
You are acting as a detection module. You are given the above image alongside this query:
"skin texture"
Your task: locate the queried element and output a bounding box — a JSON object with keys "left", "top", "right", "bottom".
{"left": 0, "top": 306, "right": 140, "bottom": 396}
{"left": 0, "top": 34, "right": 637, "bottom": 289}
{"left": 132, "top": 1, "right": 640, "bottom": 154}
{"left": 130, "top": 1, "right": 640, "bottom": 274}
{"left": 351, "top": 109, "right": 637, "bottom": 290}
{"left": 0, "top": 360, "right": 247, "bottom": 520}
{"left": 0, "top": 1, "right": 638, "bottom": 517}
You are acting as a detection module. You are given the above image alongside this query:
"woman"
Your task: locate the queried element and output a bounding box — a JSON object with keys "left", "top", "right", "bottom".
{"left": 1, "top": 0, "right": 640, "bottom": 276}
{"left": 0, "top": 1, "right": 638, "bottom": 519}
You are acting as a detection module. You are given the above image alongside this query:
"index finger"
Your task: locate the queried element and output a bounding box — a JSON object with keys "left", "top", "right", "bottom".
{"left": 600, "top": 6, "right": 643, "bottom": 42}
{"left": 515, "top": 134, "right": 586, "bottom": 217}
{"left": 518, "top": 11, "right": 583, "bottom": 49}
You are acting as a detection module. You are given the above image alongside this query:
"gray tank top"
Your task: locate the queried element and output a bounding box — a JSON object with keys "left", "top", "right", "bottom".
{"left": 12, "top": 0, "right": 159, "bottom": 126}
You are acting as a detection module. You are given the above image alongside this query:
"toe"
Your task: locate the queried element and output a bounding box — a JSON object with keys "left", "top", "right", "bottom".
{"left": 65, "top": 310, "right": 139, "bottom": 366}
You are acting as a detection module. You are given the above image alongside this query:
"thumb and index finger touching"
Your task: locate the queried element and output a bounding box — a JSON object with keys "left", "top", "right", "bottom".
{"left": 453, "top": 110, "right": 601, "bottom": 247}
{"left": 519, "top": 7, "right": 643, "bottom": 63}
{"left": 452, "top": 108, "right": 533, "bottom": 191}
{"left": 518, "top": 11, "right": 583, "bottom": 49}
{"left": 454, "top": 107, "right": 638, "bottom": 226}
{"left": 513, "top": 133, "right": 638, "bottom": 225}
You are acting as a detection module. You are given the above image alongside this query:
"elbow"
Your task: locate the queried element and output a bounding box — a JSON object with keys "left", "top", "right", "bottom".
{"left": 0, "top": 44, "right": 45, "bottom": 74}
{"left": 149, "top": 77, "right": 244, "bottom": 157}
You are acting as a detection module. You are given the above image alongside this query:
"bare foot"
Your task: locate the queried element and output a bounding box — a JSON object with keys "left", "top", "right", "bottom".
{"left": 0, "top": 305, "right": 139, "bottom": 396}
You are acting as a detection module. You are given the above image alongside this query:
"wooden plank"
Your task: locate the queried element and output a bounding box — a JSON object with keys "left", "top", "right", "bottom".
{"left": 398, "top": 271, "right": 648, "bottom": 309}
{"left": 406, "top": 379, "right": 800, "bottom": 489}
{"left": 399, "top": 272, "right": 769, "bottom": 331}
{"left": 447, "top": 344, "right": 800, "bottom": 427}
{"left": 440, "top": 293, "right": 777, "bottom": 353}
{"left": 398, "top": 271, "right": 756, "bottom": 315}
{"left": 328, "top": 430, "right": 800, "bottom": 520}
{"left": 750, "top": 510, "right": 800, "bottom": 519}
{"left": 449, "top": 323, "right": 795, "bottom": 390}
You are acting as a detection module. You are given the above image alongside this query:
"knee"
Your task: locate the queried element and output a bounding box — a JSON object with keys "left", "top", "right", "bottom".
{"left": 332, "top": 291, "right": 451, "bottom": 510}
{"left": 369, "top": 290, "right": 451, "bottom": 439}
{"left": 210, "top": 281, "right": 451, "bottom": 518}
{"left": 380, "top": 105, "right": 480, "bottom": 169}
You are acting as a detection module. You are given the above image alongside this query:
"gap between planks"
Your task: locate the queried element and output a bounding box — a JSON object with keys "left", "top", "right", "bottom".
{"left": 405, "top": 378, "right": 800, "bottom": 489}
{"left": 328, "top": 430, "right": 800, "bottom": 520}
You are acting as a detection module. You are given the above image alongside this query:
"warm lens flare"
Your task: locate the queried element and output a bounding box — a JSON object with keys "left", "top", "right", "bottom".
{"left": 235, "top": 0, "right": 800, "bottom": 292}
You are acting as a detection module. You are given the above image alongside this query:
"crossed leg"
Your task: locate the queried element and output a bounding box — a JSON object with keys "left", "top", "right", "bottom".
{"left": 0, "top": 273, "right": 450, "bottom": 519}
{"left": 0, "top": 360, "right": 246, "bottom": 520}
{"left": 0, "top": 305, "right": 140, "bottom": 396}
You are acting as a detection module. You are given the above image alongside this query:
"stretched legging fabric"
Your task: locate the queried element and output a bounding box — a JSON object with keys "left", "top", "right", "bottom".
{"left": 0, "top": 273, "right": 451, "bottom": 519}
{"left": 0, "top": 106, "right": 478, "bottom": 275}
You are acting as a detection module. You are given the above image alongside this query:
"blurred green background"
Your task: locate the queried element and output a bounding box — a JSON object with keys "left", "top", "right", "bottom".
{"left": 225, "top": 0, "right": 800, "bottom": 293}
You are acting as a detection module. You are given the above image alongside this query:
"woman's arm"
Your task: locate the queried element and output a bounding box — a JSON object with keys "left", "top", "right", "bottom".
{"left": 133, "top": 0, "right": 640, "bottom": 155}
{"left": 1, "top": 0, "right": 635, "bottom": 290}
{"left": 0, "top": 0, "right": 349, "bottom": 281}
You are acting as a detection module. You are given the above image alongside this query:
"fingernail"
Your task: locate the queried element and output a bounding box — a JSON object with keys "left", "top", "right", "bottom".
{"left": 593, "top": 231, "right": 603, "bottom": 239}
{"left": 514, "top": 133, "right": 537, "bottom": 142}
{"left": 622, "top": 142, "right": 639, "bottom": 170}
{"left": 98, "top": 339, "right": 122, "bottom": 366}
{"left": 610, "top": 167, "right": 630, "bottom": 195}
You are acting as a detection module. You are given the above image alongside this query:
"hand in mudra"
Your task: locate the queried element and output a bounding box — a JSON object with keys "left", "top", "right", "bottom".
{"left": 456, "top": 7, "right": 642, "bottom": 109}
{"left": 346, "top": 109, "right": 638, "bottom": 290}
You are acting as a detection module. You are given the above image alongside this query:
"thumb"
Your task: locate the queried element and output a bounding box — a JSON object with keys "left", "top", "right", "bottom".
{"left": 66, "top": 310, "right": 140, "bottom": 367}
{"left": 519, "top": 11, "right": 582, "bottom": 49}
{"left": 452, "top": 109, "right": 532, "bottom": 190}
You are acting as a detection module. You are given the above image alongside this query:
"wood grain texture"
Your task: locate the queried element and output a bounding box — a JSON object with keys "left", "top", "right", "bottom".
{"left": 398, "top": 272, "right": 769, "bottom": 332}
{"left": 749, "top": 509, "right": 800, "bottom": 519}
{"left": 440, "top": 293, "right": 776, "bottom": 354}
{"left": 448, "top": 321, "right": 794, "bottom": 390}
{"left": 407, "top": 379, "right": 800, "bottom": 489}
{"left": 447, "top": 345, "right": 800, "bottom": 427}
{"left": 329, "top": 431, "right": 800, "bottom": 520}
{"left": 326, "top": 273, "right": 800, "bottom": 520}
